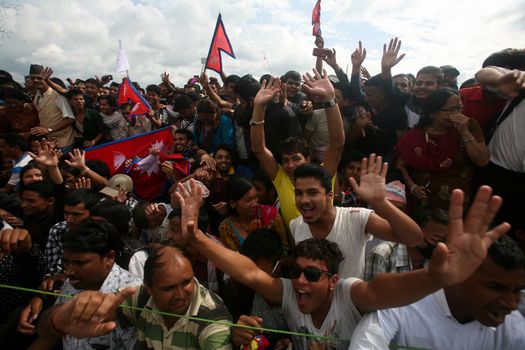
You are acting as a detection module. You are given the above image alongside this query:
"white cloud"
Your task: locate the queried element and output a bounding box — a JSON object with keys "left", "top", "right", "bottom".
{"left": 1, "top": 0, "right": 524, "bottom": 87}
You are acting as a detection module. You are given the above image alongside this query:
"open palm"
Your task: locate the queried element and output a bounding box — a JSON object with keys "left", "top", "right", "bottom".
{"left": 428, "top": 186, "right": 510, "bottom": 286}
{"left": 349, "top": 154, "right": 387, "bottom": 206}
{"left": 254, "top": 77, "right": 281, "bottom": 106}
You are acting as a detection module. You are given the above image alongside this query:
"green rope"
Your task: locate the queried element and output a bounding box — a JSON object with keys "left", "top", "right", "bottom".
{"left": 0, "top": 283, "right": 429, "bottom": 349}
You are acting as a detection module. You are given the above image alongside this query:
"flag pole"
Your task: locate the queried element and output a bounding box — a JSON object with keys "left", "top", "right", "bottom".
{"left": 263, "top": 51, "right": 273, "bottom": 75}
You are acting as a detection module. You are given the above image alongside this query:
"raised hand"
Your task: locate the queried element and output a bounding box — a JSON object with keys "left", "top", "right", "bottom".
{"left": 314, "top": 35, "right": 324, "bottom": 48}
{"left": 351, "top": 41, "right": 367, "bottom": 68}
{"left": 29, "top": 140, "right": 60, "bottom": 167}
{"left": 50, "top": 288, "right": 136, "bottom": 339}
{"left": 74, "top": 176, "right": 91, "bottom": 189}
{"left": 349, "top": 154, "right": 388, "bottom": 206}
{"left": 175, "top": 179, "right": 204, "bottom": 244}
{"left": 200, "top": 71, "right": 209, "bottom": 86}
{"left": 449, "top": 112, "right": 470, "bottom": 135}
{"left": 323, "top": 48, "right": 338, "bottom": 69}
{"left": 42, "top": 67, "right": 53, "bottom": 81}
{"left": 254, "top": 76, "right": 282, "bottom": 107}
{"left": 64, "top": 149, "right": 86, "bottom": 170}
{"left": 200, "top": 154, "right": 217, "bottom": 171}
{"left": 428, "top": 186, "right": 510, "bottom": 286}
{"left": 381, "top": 37, "right": 405, "bottom": 71}
{"left": 302, "top": 68, "right": 335, "bottom": 102}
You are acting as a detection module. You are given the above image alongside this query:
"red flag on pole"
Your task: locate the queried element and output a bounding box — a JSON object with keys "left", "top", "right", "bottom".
{"left": 116, "top": 77, "right": 151, "bottom": 126}
{"left": 85, "top": 127, "right": 189, "bottom": 200}
{"left": 205, "top": 13, "right": 236, "bottom": 74}
{"left": 312, "top": 0, "right": 322, "bottom": 36}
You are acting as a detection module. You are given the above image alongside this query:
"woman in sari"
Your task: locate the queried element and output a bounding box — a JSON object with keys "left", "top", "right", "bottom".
{"left": 219, "top": 176, "right": 288, "bottom": 252}
{"left": 395, "top": 88, "right": 489, "bottom": 211}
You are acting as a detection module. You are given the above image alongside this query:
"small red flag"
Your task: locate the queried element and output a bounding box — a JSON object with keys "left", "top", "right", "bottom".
{"left": 205, "top": 13, "right": 236, "bottom": 74}
{"left": 116, "top": 77, "right": 151, "bottom": 126}
{"left": 312, "top": 0, "right": 322, "bottom": 36}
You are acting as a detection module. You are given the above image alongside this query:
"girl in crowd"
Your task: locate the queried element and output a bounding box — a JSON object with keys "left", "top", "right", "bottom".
{"left": 396, "top": 88, "right": 489, "bottom": 210}
{"left": 219, "top": 176, "right": 288, "bottom": 252}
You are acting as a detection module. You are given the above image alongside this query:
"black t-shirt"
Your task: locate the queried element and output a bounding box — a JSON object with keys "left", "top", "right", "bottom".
{"left": 372, "top": 104, "right": 407, "bottom": 154}
{"left": 264, "top": 103, "right": 303, "bottom": 158}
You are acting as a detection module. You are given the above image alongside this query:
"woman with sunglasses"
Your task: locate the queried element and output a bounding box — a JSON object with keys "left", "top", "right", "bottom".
{"left": 396, "top": 88, "right": 489, "bottom": 211}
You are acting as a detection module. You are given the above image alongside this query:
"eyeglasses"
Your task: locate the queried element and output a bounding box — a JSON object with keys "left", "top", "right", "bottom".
{"left": 281, "top": 263, "right": 333, "bottom": 282}
{"left": 440, "top": 105, "right": 463, "bottom": 112}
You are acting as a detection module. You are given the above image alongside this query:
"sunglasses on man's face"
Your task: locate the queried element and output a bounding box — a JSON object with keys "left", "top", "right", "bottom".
{"left": 282, "top": 263, "right": 333, "bottom": 282}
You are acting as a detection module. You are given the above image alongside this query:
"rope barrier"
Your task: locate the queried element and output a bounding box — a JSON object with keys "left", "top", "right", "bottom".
{"left": 0, "top": 283, "right": 429, "bottom": 350}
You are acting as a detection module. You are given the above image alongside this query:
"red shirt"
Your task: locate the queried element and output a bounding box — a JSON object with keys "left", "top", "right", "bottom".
{"left": 460, "top": 86, "right": 506, "bottom": 128}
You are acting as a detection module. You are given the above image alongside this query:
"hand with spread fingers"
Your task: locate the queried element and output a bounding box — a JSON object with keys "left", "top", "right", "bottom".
{"left": 46, "top": 288, "right": 136, "bottom": 338}
{"left": 175, "top": 179, "right": 204, "bottom": 244}
{"left": 428, "top": 186, "right": 510, "bottom": 286}
{"left": 301, "top": 68, "right": 335, "bottom": 102}
{"left": 349, "top": 154, "right": 388, "bottom": 207}
{"left": 28, "top": 140, "right": 60, "bottom": 168}
{"left": 254, "top": 77, "right": 282, "bottom": 107}
{"left": 351, "top": 41, "right": 367, "bottom": 69}
{"left": 381, "top": 37, "right": 406, "bottom": 72}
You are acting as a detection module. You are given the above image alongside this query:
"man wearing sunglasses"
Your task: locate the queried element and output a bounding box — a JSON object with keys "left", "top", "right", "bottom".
{"left": 44, "top": 181, "right": 509, "bottom": 350}
{"left": 172, "top": 181, "right": 506, "bottom": 350}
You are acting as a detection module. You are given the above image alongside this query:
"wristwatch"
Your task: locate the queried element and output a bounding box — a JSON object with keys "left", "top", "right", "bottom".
{"left": 321, "top": 98, "right": 337, "bottom": 109}
{"left": 47, "top": 128, "right": 53, "bottom": 133}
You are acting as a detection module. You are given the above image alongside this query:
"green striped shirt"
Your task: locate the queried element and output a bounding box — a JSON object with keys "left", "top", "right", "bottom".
{"left": 120, "top": 279, "right": 232, "bottom": 350}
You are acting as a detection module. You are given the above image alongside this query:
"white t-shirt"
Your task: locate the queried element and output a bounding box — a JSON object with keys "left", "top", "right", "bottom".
{"left": 290, "top": 207, "right": 372, "bottom": 279}
{"left": 281, "top": 278, "right": 361, "bottom": 350}
{"left": 349, "top": 289, "right": 525, "bottom": 350}
{"left": 489, "top": 98, "right": 525, "bottom": 172}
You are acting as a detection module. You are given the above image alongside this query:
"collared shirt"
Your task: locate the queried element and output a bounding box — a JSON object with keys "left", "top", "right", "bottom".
{"left": 364, "top": 242, "right": 412, "bottom": 281}
{"left": 44, "top": 220, "right": 68, "bottom": 275}
{"left": 120, "top": 278, "right": 232, "bottom": 350}
{"left": 56, "top": 264, "right": 142, "bottom": 350}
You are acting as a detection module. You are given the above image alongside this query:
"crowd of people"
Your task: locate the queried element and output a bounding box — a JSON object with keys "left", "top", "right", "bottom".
{"left": 0, "top": 36, "right": 524, "bottom": 350}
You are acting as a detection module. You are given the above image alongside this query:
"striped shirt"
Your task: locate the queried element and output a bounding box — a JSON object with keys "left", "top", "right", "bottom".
{"left": 120, "top": 278, "right": 232, "bottom": 350}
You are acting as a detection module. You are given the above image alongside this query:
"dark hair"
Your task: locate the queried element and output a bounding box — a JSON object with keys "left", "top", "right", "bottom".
{"left": 19, "top": 160, "right": 46, "bottom": 189}
{"left": 196, "top": 98, "right": 219, "bottom": 115}
{"left": 279, "top": 137, "right": 310, "bottom": 159}
{"left": 91, "top": 200, "right": 130, "bottom": 236}
{"left": 132, "top": 201, "right": 151, "bottom": 231}
{"left": 186, "top": 91, "right": 202, "bottom": 103}
{"left": 416, "top": 88, "right": 459, "bottom": 129}
{"left": 172, "top": 94, "right": 194, "bottom": 112}
{"left": 482, "top": 48, "right": 525, "bottom": 70}
{"left": 64, "top": 188, "right": 101, "bottom": 210}
{"left": 293, "top": 163, "right": 332, "bottom": 194}
{"left": 143, "top": 245, "right": 193, "bottom": 286}
{"left": 252, "top": 171, "right": 273, "bottom": 191}
{"left": 85, "top": 160, "right": 110, "bottom": 179}
{"left": 174, "top": 128, "right": 194, "bottom": 143}
{"left": 67, "top": 88, "right": 84, "bottom": 99}
{"left": 21, "top": 180, "right": 55, "bottom": 199}
{"left": 234, "top": 75, "right": 261, "bottom": 101}
{"left": 282, "top": 71, "right": 301, "bottom": 83}
{"left": 146, "top": 84, "right": 161, "bottom": 96}
{"left": 259, "top": 74, "right": 272, "bottom": 85}
{"left": 224, "top": 74, "right": 241, "bottom": 86}
{"left": 63, "top": 218, "right": 121, "bottom": 256}
{"left": 411, "top": 205, "right": 449, "bottom": 227}
{"left": 97, "top": 95, "right": 117, "bottom": 109}
{"left": 460, "top": 78, "right": 479, "bottom": 90}
{"left": 364, "top": 74, "right": 386, "bottom": 91}
{"left": 215, "top": 144, "right": 233, "bottom": 156}
{"left": 84, "top": 78, "right": 99, "bottom": 87}
{"left": 416, "top": 66, "right": 444, "bottom": 85}
{"left": 487, "top": 235, "right": 525, "bottom": 270}
{"left": 110, "top": 82, "right": 120, "bottom": 88}
{"left": 294, "top": 238, "right": 344, "bottom": 274}
{"left": 241, "top": 228, "right": 283, "bottom": 263}
{"left": 339, "top": 150, "right": 366, "bottom": 172}
{"left": 226, "top": 176, "right": 255, "bottom": 202}
{"left": 0, "top": 132, "right": 29, "bottom": 152}
{"left": 0, "top": 87, "right": 32, "bottom": 102}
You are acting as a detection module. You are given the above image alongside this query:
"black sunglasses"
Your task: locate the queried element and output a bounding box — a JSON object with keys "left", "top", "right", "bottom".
{"left": 282, "top": 263, "right": 333, "bottom": 282}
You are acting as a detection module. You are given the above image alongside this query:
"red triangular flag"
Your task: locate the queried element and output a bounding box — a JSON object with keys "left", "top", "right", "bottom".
{"left": 205, "top": 13, "right": 236, "bottom": 74}
{"left": 312, "top": 0, "right": 322, "bottom": 36}
{"left": 116, "top": 77, "right": 151, "bottom": 126}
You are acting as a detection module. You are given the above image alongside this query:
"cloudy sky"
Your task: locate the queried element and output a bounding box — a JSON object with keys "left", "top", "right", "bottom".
{"left": 1, "top": 0, "right": 524, "bottom": 87}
